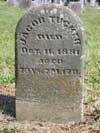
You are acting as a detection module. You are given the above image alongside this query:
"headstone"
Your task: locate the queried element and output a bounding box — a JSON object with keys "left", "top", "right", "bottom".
{"left": 90, "top": 0, "right": 96, "bottom": 6}
{"left": 68, "top": 2, "right": 83, "bottom": 15}
{"left": 84, "top": 0, "right": 89, "bottom": 5}
{"left": 15, "top": 4, "right": 84, "bottom": 123}
{"left": 7, "top": 0, "right": 32, "bottom": 8}
{"left": 7, "top": 0, "right": 18, "bottom": 6}
{"left": 17, "top": 0, "right": 32, "bottom": 8}
{"left": 32, "top": 0, "right": 64, "bottom": 4}
{"left": 80, "top": 0, "right": 84, "bottom": 8}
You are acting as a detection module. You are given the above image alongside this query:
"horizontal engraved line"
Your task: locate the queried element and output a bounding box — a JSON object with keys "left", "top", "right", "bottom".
{"left": 19, "top": 67, "right": 80, "bottom": 75}
{"left": 39, "top": 58, "right": 63, "bottom": 64}
{"left": 36, "top": 34, "right": 62, "bottom": 40}
{"left": 21, "top": 47, "right": 80, "bottom": 56}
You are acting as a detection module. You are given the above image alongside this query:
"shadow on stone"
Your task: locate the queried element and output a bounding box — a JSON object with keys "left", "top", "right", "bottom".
{"left": 0, "top": 95, "right": 16, "bottom": 117}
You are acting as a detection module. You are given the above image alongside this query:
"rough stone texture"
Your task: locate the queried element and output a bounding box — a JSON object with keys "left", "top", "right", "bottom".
{"left": 17, "top": 0, "right": 32, "bottom": 8}
{"left": 7, "top": 0, "right": 32, "bottom": 8}
{"left": 68, "top": 2, "right": 83, "bottom": 15}
{"left": 15, "top": 4, "right": 84, "bottom": 123}
{"left": 32, "top": 0, "right": 64, "bottom": 4}
{"left": 7, "top": 0, "right": 18, "bottom": 6}
{"left": 90, "top": 0, "right": 96, "bottom": 6}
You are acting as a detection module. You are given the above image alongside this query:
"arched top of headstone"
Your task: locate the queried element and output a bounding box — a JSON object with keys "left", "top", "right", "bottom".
{"left": 16, "top": 4, "right": 84, "bottom": 38}
{"left": 15, "top": 4, "right": 85, "bottom": 123}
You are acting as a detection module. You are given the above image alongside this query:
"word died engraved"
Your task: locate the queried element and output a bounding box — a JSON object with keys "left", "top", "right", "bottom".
{"left": 37, "top": 34, "right": 62, "bottom": 40}
{"left": 20, "top": 15, "right": 81, "bottom": 46}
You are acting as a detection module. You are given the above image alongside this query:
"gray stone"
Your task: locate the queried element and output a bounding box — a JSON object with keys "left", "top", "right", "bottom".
{"left": 90, "top": 0, "right": 96, "bottom": 6}
{"left": 68, "top": 2, "right": 83, "bottom": 15}
{"left": 15, "top": 4, "right": 85, "bottom": 123}
{"left": 7, "top": 0, "right": 32, "bottom": 8}
{"left": 17, "top": 0, "right": 32, "bottom": 8}
{"left": 32, "top": 0, "right": 64, "bottom": 4}
{"left": 7, "top": 0, "right": 18, "bottom": 6}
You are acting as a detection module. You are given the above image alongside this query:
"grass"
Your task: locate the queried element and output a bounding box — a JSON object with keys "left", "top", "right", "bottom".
{"left": 81, "top": 6, "right": 100, "bottom": 95}
{"left": 0, "top": 2, "right": 100, "bottom": 96}
{"left": 0, "top": 2, "right": 25, "bottom": 84}
{"left": 81, "top": 6, "right": 100, "bottom": 49}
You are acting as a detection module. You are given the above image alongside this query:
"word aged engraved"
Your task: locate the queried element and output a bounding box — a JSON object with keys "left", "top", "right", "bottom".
{"left": 16, "top": 5, "right": 84, "bottom": 123}
{"left": 39, "top": 58, "right": 63, "bottom": 64}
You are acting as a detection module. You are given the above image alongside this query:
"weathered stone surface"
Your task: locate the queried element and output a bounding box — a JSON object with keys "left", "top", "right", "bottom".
{"left": 90, "top": 0, "right": 96, "bottom": 6}
{"left": 68, "top": 2, "right": 83, "bottom": 15}
{"left": 15, "top": 4, "right": 84, "bottom": 123}
{"left": 32, "top": 0, "right": 64, "bottom": 4}
{"left": 7, "top": 0, "right": 32, "bottom": 8}
{"left": 17, "top": 0, "right": 32, "bottom": 8}
{"left": 7, "top": 0, "right": 18, "bottom": 6}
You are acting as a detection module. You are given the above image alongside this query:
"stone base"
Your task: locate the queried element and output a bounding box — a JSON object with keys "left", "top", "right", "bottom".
{"left": 16, "top": 100, "right": 82, "bottom": 123}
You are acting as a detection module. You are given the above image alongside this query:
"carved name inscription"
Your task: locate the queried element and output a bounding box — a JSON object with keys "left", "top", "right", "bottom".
{"left": 20, "top": 16, "right": 81, "bottom": 46}
{"left": 19, "top": 13, "right": 81, "bottom": 76}
{"left": 16, "top": 5, "right": 84, "bottom": 123}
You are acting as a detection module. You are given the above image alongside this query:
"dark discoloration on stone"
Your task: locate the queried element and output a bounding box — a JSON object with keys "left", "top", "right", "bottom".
{"left": 15, "top": 4, "right": 84, "bottom": 123}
